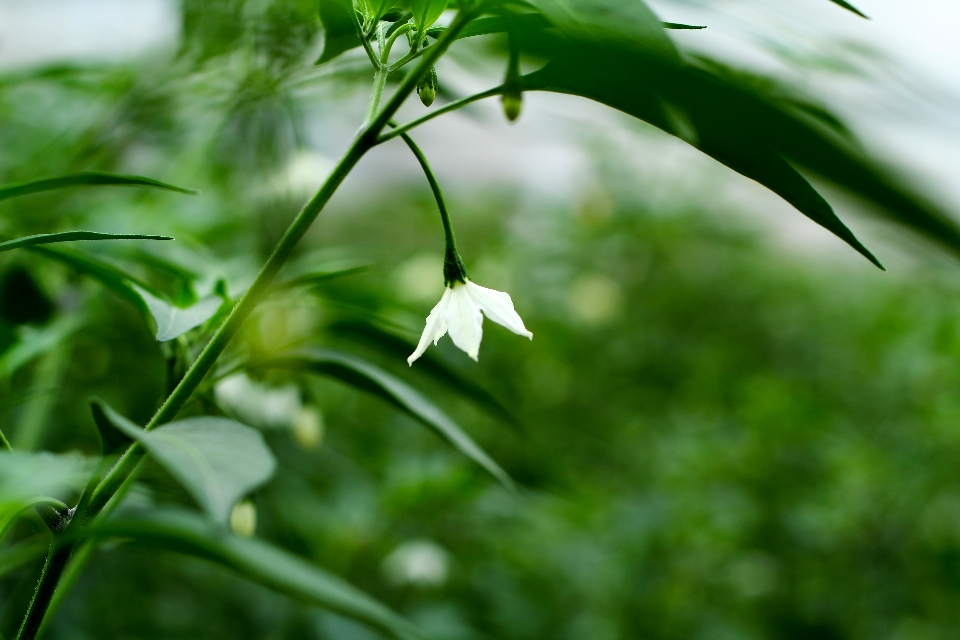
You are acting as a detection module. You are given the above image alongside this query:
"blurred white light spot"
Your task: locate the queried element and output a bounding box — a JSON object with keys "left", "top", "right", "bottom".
{"left": 382, "top": 539, "right": 450, "bottom": 588}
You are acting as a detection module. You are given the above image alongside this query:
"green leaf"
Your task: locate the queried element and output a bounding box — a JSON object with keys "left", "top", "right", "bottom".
{"left": 510, "top": 11, "right": 960, "bottom": 267}
{"left": 93, "top": 402, "right": 277, "bottom": 523}
{"left": 132, "top": 285, "right": 223, "bottom": 342}
{"left": 0, "top": 450, "right": 91, "bottom": 541}
{"left": 87, "top": 509, "right": 423, "bottom": 640}
{"left": 30, "top": 245, "right": 152, "bottom": 307}
{"left": 0, "top": 172, "right": 198, "bottom": 202}
{"left": 828, "top": 0, "right": 868, "bottom": 18}
{"left": 317, "top": 0, "right": 361, "bottom": 64}
{"left": 0, "top": 315, "right": 81, "bottom": 379}
{"left": 89, "top": 400, "right": 134, "bottom": 455}
{"left": 327, "top": 319, "right": 520, "bottom": 428}
{"left": 257, "top": 348, "right": 515, "bottom": 490}
{"left": 0, "top": 231, "right": 172, "bottom": 254}
{"left": 275, "top": 263, "right": 370, "bottom": 291}
{"left": 410, "top": 0, "right": 447, "bottom": 33}
{"left": 525, "top": 0, "right": 678, "bottom": 59}
{"left": 663, "top": 23, "right": 707, "bottom": 30}
{"left": 0, "top": 539, "right": 48, "bottom": 580}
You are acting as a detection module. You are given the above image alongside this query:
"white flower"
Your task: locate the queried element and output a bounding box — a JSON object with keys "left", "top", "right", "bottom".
{"left": 408, "top": 280, "right": 532, "bottom": 365}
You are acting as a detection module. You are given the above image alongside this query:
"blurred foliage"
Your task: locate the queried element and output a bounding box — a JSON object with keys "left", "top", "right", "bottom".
{"left": 2, "top": 1, "right": 960, "bottom": 640}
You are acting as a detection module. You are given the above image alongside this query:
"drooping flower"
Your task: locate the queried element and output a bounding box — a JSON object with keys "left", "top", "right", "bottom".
{"left": 408, "top": 279, "right": 532, "bottom": 365}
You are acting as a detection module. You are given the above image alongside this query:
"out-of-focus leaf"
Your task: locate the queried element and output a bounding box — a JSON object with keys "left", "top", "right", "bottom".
{"left": 257, "top": 348, "right": 515, "bottom": 490}
{"left": 93, "top": 401, "right": 276, "bottom": 523}
{"left": 0, "top": 172, "right": 197, "bottom": 202}
{"left": 663, "top": 22, "right": 706, "bottom": 30}
{"left": 327, "top": 319, "right": 520, "bottom": 428}
{"left": 828, "top": 0, "right": 868, "bottom": 18}
{"left": 317, "top": 0, "right": 361, "bottom": 64}
{"left": 89, "top": 400, "right": 134, "bottom": 455}
{"left": 30, "top": 246, "right": 151, "bottom": 307}
{"left": 0, "top": 451, "right": 91, "bottom": 541}
{"left": 411, "top": 0, "right": 448, "bottom": 33}
{"left": 0, "top": 539, "right": 47, "bottom": 579}
{"left": 132, "top": 285, "right": 223, "bottom": 342}
{"left": 525, "top": 0, "right": 678, "bottom": 59}
{"left": 87, "top": 509, "right": 424, "bottom": 640}
{"left": 0, "top": 231, "right": 172, "bottom": 254}
{"left": 275, "top": 263, "right": 370, "bottom": 291}
{"left": 510, "top": 6, "right": 960, "bottom": 266}
{"left": 0, "top": 316, "right": 81, "bottom": 379}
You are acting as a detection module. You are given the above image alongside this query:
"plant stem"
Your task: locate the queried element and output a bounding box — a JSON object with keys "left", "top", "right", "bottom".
{"left": 362, "top": 65, "right": 390, "bottom": 129}
{"left": 393, "top": 126, "right": 467, "bottom": 284}
{"left": 377, "top": 85, "right": 504, "bottom": 144}
{"left": 0, "top": 426, "right": 10, "bottom": 451}
{"left": 13, "top": 9, "right": 479, "bottom": 640}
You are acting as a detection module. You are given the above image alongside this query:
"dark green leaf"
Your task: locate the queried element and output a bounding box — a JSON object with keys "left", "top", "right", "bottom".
{"left": 0, "top": 231, "right": 172, "bottom": 254}
{"left": 317, "top": 0, "right": 361, "bottom": 64}
{"left": 0, "top": 172, "right": 198, "bottom": 202}
{"left": 276, "top": 263, "right": 370, "bottom": 290}
{"left": 0, "top": 451, "right": 91, "bottom": 540}
{"left": 0, "top": 539, "right": 47, "bottom": 579}
{"left": 327, "top": 319, "right": 520, "bottom": 429}
{"left": 87, "top": 509, "right": 423, "bottom": 640}
{"left": 90, "top": 400, "right": 134, "bottom": 455}
{"left": 663, "top": 23, "right": 707, "bottom": 30}
{"left": 256, "top": 348, "right": 515, "bottom": 490}
{"left": 93, "top": 402, "right": 277, "bottom": 523}
{"left": 29, "top": 246, "right": 152, "bottom": 307}
{"left": 828, "top": 0, "right": 868, "bottom": 18}
{"left": 510, "top": 10, "right": 960, "bottom": 266}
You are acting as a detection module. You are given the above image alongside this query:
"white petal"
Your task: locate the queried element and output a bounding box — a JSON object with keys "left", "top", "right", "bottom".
{"left": 408, "top": 288, "right": 452, "bottom": 365}
{"left": 444, "top": 283, "right": 484, "bottom": 361}
{"left": 464, "top": 281, "right": 533, "bottom": 339}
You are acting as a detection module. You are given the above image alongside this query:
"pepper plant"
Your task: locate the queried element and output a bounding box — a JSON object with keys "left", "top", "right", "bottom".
{"left": 1, "top": 1, "right": 958, "bottom": 639}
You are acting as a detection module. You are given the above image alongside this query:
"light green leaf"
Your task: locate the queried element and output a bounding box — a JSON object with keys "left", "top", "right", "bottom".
{"left": 132, "top": 285, "right": 223, "bottom": 342}
{"left": 30, "top": 245, "right": 151, "bottom": 307}
{"left": 93, "top": 402, "right": 277, "bottom": 523}
{"left": 0, "top": 450, "right": 91, "bottom": 541}
{"left": 88, "top": 509, "right": 423, "bottom": 640}
{"left": 317, "top": 0, "right": 361, "bottom": 64}
{"left": 410, "top": 0, "right": 447, "bottom": 33}
{"left": 0, "top": 231, "right": 172, "bottom": 254}
{"left": 0, "top": 315, "right": 81, "bottom": 379}
{"left": 0, "top": 171, "right": 197, "bottom": 202}
{"left": 258, "top": 349, "right": 515, "bottom": 490}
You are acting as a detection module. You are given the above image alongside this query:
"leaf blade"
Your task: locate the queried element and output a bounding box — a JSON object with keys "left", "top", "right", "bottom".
{"left": 0, "top": 172, "right": 198, "bottom": 202}
{"left": 0, "top": 231, "right": 172, "bottom": 254}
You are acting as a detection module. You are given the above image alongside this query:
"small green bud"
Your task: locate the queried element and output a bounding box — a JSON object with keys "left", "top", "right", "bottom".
{"left": 418, "top": 67, "right": 438, "bottom": 108}
{"left": 293, "top": 406, "right": 325, "bottom": 450}
{"left": 502, "top": 90, "right": 522, "bottom": 122}
{"left": 230, "top": 500, "right": 257, "bottom": 538}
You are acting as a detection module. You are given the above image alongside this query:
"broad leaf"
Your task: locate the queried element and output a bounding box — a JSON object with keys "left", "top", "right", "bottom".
{"left": 0, "top": 171, "right": 197, "bottom": 202}
{"left": 411, "top": 0, "right": 447, "bottom": 33}
{"left": 132, "top": 285, "right": 223, "bottom": 342}
{"left": 0, "top": 231, "right": 172, "bottom": 254}
{"left": 509, "top": 6, "right": 960, "bottom": 266}
{"left": 317, "top": 0, "right": 361, "bottom": 64}
{"left": 94, "top": 402, "right": 277, "bottom": 523}
{"left": 0, "top": 451, "right": 91, "bottom": 541}
{"left": 257, "top": 348, "right": 515, "bottom": 490}
{"left": 87, "top": 509, "right": 423, "bottom": 640}
{"left": 0, "top": 539, "right": 48, "bottom": 579}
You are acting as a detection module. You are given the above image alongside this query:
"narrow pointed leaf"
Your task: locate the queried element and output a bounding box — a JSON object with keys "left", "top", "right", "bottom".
{"left": 93, "top": 401, "right": 277, "bottom": 523}
{"left": 257, "top": 349, "right": 515, "bottom": 490}
{"left": 133, "top": 285, "right": 223, "bottom": 342}
{"left": 327, "top": 320, "right": 520, "bottom": 428}
{"left": 87, "top": 509, "right": 423, "bottom": 640}
{"left": 0, "top": 315, "right": 81, "bottom": 378}
{"left": 317, "top": 0, "right": 361, "bottom": 64}
{"left": 0, "top": 451, "right": 91, "bottom": 541}
{"left": 90, "top": 400, "right": 134, "bottom": 455}
{"left": 29, "top": 245, "right": 152, "bottom": 306}
{"left": 0, "top": 172, "right": 197, "bottom": 202}
{"left": 828, "top": 0, "right": 868, "bottom": 18}
{"left": 0, "top": 231, "right": 172, "bottom": 254}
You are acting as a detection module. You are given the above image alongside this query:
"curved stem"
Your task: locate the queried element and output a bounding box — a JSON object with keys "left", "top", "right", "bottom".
{"left": 381, "top": 23, "right": 414, "bottom": 63}
{"left": 392, "top": 124, "right": 466, "bottom": 283}
{"left": 13, "top": 9, "right": 480, "bottom": 640}
{"left": 377, "top": 85, "right": 504, "bottom": 144}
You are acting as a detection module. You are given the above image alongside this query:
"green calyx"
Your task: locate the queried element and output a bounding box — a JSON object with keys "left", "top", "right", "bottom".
{"left": 443, "top": 245, "right": 468, "bottom": 286}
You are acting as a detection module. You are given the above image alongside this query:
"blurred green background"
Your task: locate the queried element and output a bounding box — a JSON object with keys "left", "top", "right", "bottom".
{"left": 3, "top": 1, "right": 960, "bottom": 639}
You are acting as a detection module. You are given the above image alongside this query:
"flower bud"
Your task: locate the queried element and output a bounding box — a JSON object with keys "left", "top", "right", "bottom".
{"left": 418, "top": 67, "right": 438, "bottom": 108}
{"left": 293, "top": 406, "right": 325, "bottom": 450}
{"left": 502, "top": 90, "right": 522, "bottom": 122}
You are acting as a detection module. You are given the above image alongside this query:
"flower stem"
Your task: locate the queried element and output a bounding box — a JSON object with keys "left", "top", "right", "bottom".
{"left": 377, "top": 85, "right": 505, "bottom": 144}
{"left": 13, "top": 9, "right": 479, "bottom": 640}
{"left": 392, "top": 125, "right": 467, "bottom": 284}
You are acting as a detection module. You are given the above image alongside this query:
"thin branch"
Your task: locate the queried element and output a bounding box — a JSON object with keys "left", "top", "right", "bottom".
{"left": 378, "top": 85, "right": 504, "bottom": 144}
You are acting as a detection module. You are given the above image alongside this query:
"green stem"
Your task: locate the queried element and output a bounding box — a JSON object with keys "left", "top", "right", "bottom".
{"left": 377, "top": 85, "right": 504, "bottom": 144}
{"left": 392, "top": 125, "right": 466, "bottom": 284}
{"left": 13, "top": 9, "right": 479, "bottom": 640}
{"left": 363, "top": 66, "right": 390, "bottom": 129}
{"left": 0, "top": 426, "right": 10, "bottom": 451}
